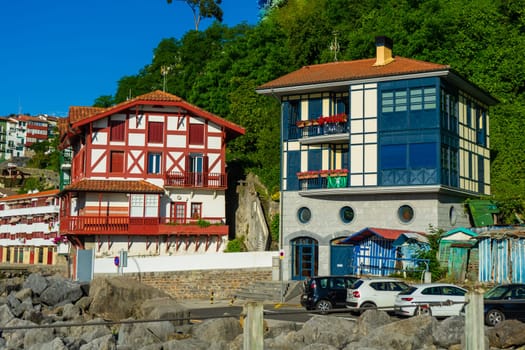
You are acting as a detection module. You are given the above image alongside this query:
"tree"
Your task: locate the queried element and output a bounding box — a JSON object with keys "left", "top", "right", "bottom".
{"left": 93, "top": 95, "right": 115, "bottom": 108}
{"left": 166, "top": 0, "right": 223, "bottom": 31}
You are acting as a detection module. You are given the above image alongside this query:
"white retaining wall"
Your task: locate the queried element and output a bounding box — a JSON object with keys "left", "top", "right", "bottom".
{"left": 94, "top": 251, "right": 278, "bottom": 274}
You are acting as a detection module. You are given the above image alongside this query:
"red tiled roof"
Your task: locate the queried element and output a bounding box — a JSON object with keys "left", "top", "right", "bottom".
{"left": 340, "top": 227, "right": 427, "bottom": 243}
{"left": 0, "top": 189, "right": 60, "bottom": 202}
{"left": 68, "top": 106, "right": 107, "bottom": 124}
{"left": 62, "top": 179, "right": 164, "bottom": 194}
{"left": 257, "top": 57, "right": 449, "bottom": 91}
{"left": 67, "top": 90, "right": 244, "bottom": 139}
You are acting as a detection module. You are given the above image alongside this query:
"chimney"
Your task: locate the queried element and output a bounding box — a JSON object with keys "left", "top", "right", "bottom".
{"left": 374, "top": 36, "right": 394, "bottom": 66}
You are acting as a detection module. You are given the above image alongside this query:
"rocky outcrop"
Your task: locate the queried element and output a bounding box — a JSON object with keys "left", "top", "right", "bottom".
{"left": 88, "top": 276, "right": 172, "bottom": 320}
{"left": 1, "top": 273, "right": 524, "bottom": 349}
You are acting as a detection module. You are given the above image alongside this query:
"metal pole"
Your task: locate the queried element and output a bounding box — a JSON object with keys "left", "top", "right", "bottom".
{"left": 465, "top": 291, "right": 485, "bottom": 350}
{"left": 243, "top": 302, "right": 264, "bottom": 350}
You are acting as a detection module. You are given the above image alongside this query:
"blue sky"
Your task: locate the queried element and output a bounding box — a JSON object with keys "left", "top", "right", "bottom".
{"left": 0, "top": 1, "right": 259, "bottom": 117}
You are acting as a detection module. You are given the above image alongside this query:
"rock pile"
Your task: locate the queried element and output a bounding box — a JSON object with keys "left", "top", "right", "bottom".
{"left": 1, "top": 273, "right": 524, "bottom": 349}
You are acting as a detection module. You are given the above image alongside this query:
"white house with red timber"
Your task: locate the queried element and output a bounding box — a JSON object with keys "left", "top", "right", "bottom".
{"left": 58, "top": 90, "right": 245, "bottom": 260}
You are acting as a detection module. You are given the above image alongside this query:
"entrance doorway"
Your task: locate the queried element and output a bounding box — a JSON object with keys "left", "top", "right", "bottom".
{"left": 291, "top": 237, "right": 318, "bottom": 280}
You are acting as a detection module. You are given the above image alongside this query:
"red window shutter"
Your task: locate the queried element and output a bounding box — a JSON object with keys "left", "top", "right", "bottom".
{"left": 110, "top": 120, "right": 125, "bottom": 141}
{"left": 189, "top": 124, "right": 204, "bottom": 145}
{"left": 110, "top": 151, "right": 124, "bottom": 173}
{"left": 148, "top": 122, "right": 164, "bottom": 143}
{"left": 203, "top": 155, "right": 209, "bottom": 185}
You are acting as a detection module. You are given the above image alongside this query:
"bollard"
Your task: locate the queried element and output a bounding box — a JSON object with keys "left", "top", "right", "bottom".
{"left": 243, "top": 302, "right": 264, "bottom": 350}
{"left": 465, "top": 291, "right": 485, "bottom": 350}
{"left": 210, "top": 291, "right": 214, "bottom": 304}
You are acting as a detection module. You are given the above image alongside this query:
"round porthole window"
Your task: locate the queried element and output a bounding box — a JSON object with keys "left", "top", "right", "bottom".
{"left": 398, "top": 205, "right": 414, "bottom": 223}
{"left": 340, "top": 206, "right": 355, "bottom": 224}
{"left": 449, "top": 206, "right": 457, "bottom": 225}
{"left": 298, "top": 207, "right": 311, "bottom": 223}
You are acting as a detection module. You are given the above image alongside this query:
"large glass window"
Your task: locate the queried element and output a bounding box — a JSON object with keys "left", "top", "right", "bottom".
{"left": 130, "top": 194, "right": 144, "bottom": 217}
{"left": 382, "top": 90, "right": 407, "bottom": 113}
{"left": 381, "top": 145, "right": 407, "bottom": 169}
{"left": 382, "top": 143, "right": 437, "bottom": 170}
{"left": 409, "top": 143, "right": 437, "bottom": 168}
{"left": 130, "top": 194, "right": 159, "bottom": 217}
{"left": 384, "top": 87, "right": 436, "bottom": 113}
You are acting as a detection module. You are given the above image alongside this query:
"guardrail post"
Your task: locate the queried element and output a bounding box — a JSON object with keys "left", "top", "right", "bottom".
{"left": 465, "top": 291, "right": 485, "bottom": 350}
{"left": 243, "top": 301, "right": 264, "bottom": 350}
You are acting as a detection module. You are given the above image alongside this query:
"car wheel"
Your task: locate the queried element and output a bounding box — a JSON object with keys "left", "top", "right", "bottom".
{"left": 360, "top": 302, "right": 376, "bottom": 314}
{"left": 315, "top": 300, "right": 333, "bottom": 314}
{"left": 485, "top": 309, "right": 505, "bottom": 326}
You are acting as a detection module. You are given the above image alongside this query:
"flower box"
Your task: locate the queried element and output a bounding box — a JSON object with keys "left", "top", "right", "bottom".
{"left": 297, "top": 170, "right": 319, "bottom": 179}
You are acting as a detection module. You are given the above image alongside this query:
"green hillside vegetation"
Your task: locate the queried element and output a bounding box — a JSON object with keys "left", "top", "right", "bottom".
{"left": 94, "top": 0, "right": 525, "bottom": 224}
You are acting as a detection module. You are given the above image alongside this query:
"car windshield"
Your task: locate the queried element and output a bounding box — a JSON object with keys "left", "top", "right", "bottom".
{"left": 485, "top": 285, "right": 510, "bottom": 300}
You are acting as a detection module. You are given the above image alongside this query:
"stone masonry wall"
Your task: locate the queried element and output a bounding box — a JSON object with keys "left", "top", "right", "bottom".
{"left": 96, "top": 267, "right": 273, "bottom": 300}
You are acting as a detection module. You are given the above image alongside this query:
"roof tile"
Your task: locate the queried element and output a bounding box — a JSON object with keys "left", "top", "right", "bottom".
{"left": 257, "top": 57, "right": 449, "bottom": 90}
{"left": 63, "top": 179, "right": 164, "bottom": 194}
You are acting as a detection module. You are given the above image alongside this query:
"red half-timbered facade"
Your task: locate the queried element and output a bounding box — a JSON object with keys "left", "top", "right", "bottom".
{"left": 58, "top": 90, "right": 244, "bottom": 258}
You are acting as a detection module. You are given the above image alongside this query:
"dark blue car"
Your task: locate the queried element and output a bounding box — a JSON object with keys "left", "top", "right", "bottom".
{"left": 484, "top": 283, "right": 525, "bottom": 326}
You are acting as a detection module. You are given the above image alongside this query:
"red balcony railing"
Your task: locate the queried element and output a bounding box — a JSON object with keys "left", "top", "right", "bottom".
{"left": 60, "top": 216, "right": 228, "bottom": 235}
{"left": 164, "top": 171, "right": 227, "bottom": 188}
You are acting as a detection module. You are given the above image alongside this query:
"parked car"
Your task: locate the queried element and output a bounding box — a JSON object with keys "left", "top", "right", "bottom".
{"left": 346, "top": 278, "right": 411, "bottom": 313}
{"left": 483, "top": 283, "right": 525, "bottom": 326}
{"left": 300, "top": 275, "right": 359, "bottom": 313}
{"left": 394, "top": 283, "right": 467, "bottom": 317}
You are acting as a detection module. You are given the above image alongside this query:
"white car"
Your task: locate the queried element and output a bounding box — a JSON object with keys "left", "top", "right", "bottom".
{"left": 346, "top": 278, "right": 411, "bottom": 313}
{"left": 394, "top": 283, "right": 467, "bottom": 317}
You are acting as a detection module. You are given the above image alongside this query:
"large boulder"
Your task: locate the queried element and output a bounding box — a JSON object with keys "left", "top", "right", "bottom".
{"left": 192, "top": 317, "right": 242, "bottom": 343}
{"left": 432, "top": 315, "right": 464, "bottom": 348}
{"left": 289, "top": 315, "right": 355, "bottom": 348}
{"left": 486, "top": 319, "right": 525, "bottom": 348}
{"left": 23, "top": 273, "right": 49, "bottom": 295}
{"left": 350, "top": 315, "right": 436, "bottom": 350}
{"left": 88, "top": 276, "right": 171, "bottom": 320}
{"left": 39, "top": 276, "right": 84, "bottom": 306}
{"left": 0, "top": 304, "right": 14, "bottom": 326}
{"left": 139, "top": 297, "right": 190, "bottom": 326}
{"left": 23, "top": 326, "right": 55, "bottom": 349}
{"left": 355, "top": 309, "right": 394, "bottom": 338}
{"left": 117, "top": 317, "right": 169, "bottom": 348}
{"left": 26, "top": 337, "right": 68, "bottom": 350}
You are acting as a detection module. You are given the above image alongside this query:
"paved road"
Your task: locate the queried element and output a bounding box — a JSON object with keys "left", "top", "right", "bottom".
{"left": 185, "top": 299, "right": 359, "bottom": 324}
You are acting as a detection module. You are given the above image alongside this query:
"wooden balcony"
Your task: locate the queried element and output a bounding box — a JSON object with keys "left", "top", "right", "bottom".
{"left": 60, "top": 216, "right": 228, "bottom": 236}
{"left": 164, "top": 171, "right": 227, "bottom": 189}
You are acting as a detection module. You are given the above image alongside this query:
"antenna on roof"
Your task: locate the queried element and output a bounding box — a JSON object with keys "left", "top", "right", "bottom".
{"left": 330, "top": 31, "right": 340, "bottom": 61}
{"left": 161, "top": 65, "right": 172, "bottom": 92}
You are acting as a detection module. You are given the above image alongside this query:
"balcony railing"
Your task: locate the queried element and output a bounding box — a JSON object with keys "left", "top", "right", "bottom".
{"left": 164, "top": 172, "right": 227, "bottom": 188}
{"left": 60, "top": 215, "right": 227, "bottom": 235}
{"left": 290, "top": 113, "right": 349, "bottom": 139}
{"left": 297, "top": 170, "right": 349, "bottom": 190}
